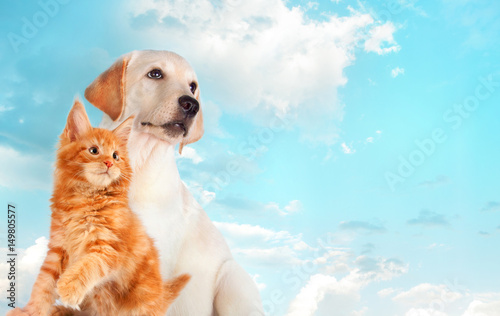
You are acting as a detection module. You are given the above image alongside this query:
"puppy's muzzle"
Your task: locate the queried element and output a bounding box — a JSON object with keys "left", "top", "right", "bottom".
{"left": 178, "top": 95, "right": 199, "bottom": 118}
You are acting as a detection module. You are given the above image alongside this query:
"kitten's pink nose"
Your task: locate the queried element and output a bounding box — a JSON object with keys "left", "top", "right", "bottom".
{"left": 104, "top": 161, "right": 113, "bottom": 168}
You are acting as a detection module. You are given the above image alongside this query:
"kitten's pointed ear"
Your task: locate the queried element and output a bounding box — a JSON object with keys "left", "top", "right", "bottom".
{"left": 113, "top": 116, "right": 134, "bottom": 144}
{"left": 63, "top": 100, "right": 92, "bottom": 141}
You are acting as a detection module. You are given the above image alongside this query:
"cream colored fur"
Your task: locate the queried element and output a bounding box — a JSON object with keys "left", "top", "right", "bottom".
{"left": 87, "top": 50, "right": 264, "bottom": 316}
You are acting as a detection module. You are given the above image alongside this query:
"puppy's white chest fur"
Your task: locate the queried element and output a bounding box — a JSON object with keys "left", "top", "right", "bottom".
{"left": 127, "top": 133, "right": 228, "bottom": 315}
{"left": 92, "top": 50, "right": 263, "bottom": 315}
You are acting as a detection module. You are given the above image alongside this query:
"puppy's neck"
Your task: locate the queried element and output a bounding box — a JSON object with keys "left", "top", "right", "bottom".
{"left": 127, "top": 131, "right": 183, "bottom": 207}
{"left": 99, "top": 116, "right": 184, "bottom": 210}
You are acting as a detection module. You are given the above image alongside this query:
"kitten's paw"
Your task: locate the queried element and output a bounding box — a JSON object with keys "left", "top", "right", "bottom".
{"left": 56, "top": 276, "right": 85, "bottom": 310}
{"left": 6, "top": 307, "right": 31, "bottom": 316}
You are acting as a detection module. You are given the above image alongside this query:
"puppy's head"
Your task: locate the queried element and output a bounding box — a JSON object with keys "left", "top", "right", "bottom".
{"left": 85, "top": 50, "right": 203, "bottom": 153}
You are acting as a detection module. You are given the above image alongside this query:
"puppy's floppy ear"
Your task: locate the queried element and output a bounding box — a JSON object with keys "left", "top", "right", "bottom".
{"left": 63, "top": 99, "right": 92, "bottom": 142}
{"left": 179, "top": 106, "right": 204, "bottom": 154}
{"left": 112, "top": 116, "right": 134, "bottom": 144}
{"left": 85, "top": 55, "right": 130, "bottom": 121}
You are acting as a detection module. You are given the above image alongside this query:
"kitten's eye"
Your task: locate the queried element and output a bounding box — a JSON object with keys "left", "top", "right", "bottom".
{"left": 89, "top": 147, "right": 99, "bottom": 155}
{"left": 189, "top": 82, "right": 197, "bottom": 94}
{"left": 147, "top": 69, "right": 163, "bottom": 79}
{"left": 113, "top": 152, "right": 119, "bottom": 161}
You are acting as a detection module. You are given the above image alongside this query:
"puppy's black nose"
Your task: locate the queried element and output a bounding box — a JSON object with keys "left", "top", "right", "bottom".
{"left": 178, "top": 95, "right": 199, "bottom": 117}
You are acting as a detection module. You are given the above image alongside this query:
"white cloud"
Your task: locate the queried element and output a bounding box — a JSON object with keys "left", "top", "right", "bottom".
{"left": 287, "top": 274, "right": 340, "bottom": 316}
{"left": 426, "top": 243, "right": 446, "bottom": 250}
{"left": 391, "top": 66, "right": 405, "bottom": 78}
{"left": 252, "top": 274, "right": 267, "bottom": 291}
{"left": 0, "top": 145, "right": 52, "bottom": 190}
{"left": 287, "top": 256, "right": 408, "bottom": 316}
{"left": 184, "top": 180, "right": 216, "bottom": 206}
{"left": 463, "top": 296, "right": 500, "bottom": 316}
{"left": 20, "top": 237, "right": 49, "bottom": 275}
{"left": 233, "top": 246, "right": 304, "bottom": 266}
{"left": 352, "top": 307, "right": 368, "bottom": 316}
{"left": 265, "top": 199, "right": 303, "bottom": 216}
{"left": 179, "top": 146, "right": 203, "bottom": 164}
{"left": 397, "top": 0, "right": 428, "bottom": 17}
{"left": 306, "top": 1, "right": 319, "bottom": 10}
{"left": 214, "top": 221, "right": 306, "bottom": 246}
{"left": 284, "top": 200, "right": 302, "bottom": 214}
{"left": 214, "top": 221, "right": 289, "bottom": 243}
{"left": 0, "top": 105, "right": 14, "bottom": 112}
{"left": 365, "top": 130, "right": 383, "bottom": 144}
{"left": 293, "top": 240, "right": 313, "bottom": 251}
{"left": 404, "top": 308, "right": 448, "bottom": 316}
{"left": 394, "top": 286, "right": 500, "bottom": 316}
{"left": 365, "top": 22, "right": 401, "bottom": 55}
{"left": 378, "top": 287, "right": 397, "bottom": 298}
{"left": 200, "top": 189, "right": 216, "bottom": 205}
{"left": 341, "top": 142, "right": 356, "bottom": 154}
{"left": 213, "top": 221, "right": 314, "bottom": 267}
{"left": 0, "top": 237, "right": 48, "bottom": 310}
{"left": 125, "top": 0, "right": 400, "bottom": 145}
{"left": 393, "top": 283, "right": 463, "bottom": 307}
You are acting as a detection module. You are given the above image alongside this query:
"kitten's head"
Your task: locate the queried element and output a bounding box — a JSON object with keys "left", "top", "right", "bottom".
{"left": 57, "top": 100, "right": 133, "bottom": 189}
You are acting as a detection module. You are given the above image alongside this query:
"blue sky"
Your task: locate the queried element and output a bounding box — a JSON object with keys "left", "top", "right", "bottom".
{"left": 1, "top": 0, "right": 499, "bottom": 315}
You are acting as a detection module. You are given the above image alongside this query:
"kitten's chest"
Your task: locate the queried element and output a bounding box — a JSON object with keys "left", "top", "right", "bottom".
{"left": 62, "top": 210, "right": 114, "bottom": 258}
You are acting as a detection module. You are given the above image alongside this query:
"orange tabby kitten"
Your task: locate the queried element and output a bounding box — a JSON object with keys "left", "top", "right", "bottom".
{"left": 8, "top": 100, "right": 189, "bottom": 316}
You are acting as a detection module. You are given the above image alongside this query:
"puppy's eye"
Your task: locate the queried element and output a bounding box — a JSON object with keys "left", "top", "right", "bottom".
{"left": 147, "top": 69, "right": 163, "bottom": 79}
{"left": 113, "top": 152, "right": 119, "bottom": 161}
{"left": 89, "top": 147, "right": 99, "bottom": 155}
{"left": 189, "top": 82, "right": 197, "bottom": 94}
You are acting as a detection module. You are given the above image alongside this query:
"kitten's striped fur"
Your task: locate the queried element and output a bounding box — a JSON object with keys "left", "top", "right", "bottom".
{"left": 8, "top": 100, "right": 189, "bottom": 316}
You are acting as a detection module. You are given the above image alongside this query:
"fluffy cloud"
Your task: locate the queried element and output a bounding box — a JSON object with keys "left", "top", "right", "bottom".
{"left": 214, "top": 221, "right": 300, "bottom": 245}
{"left": 252, "top": 274, "right": 267, "bottom": 291}
{"left": 178, "top": 147, "right": 203, "bottom": 164}
{"left": 0, "top": 105, "right": 14, "bottom": 112}
{"left": 125, "top": 0, "right": 400, "bottom": 145}
{"left": 378, "top": 287, "right": 397, "bottom": 298}
{"left": 0, "top": 237, "right": 48, "bottom": 313}
{"left": 265, "top": 200, "right": 303, "bottom": 216}
{"left": 463, "top": 295, "right": 500, "bottom": 316}
{"left": 393, "top": 283, "right": 463, "bottom": 307}
{"left": 404, "top": 308, "right": 448, "bottom": 316}
{"left": 391, "top": 66, "right": 405, "bottom": 78}
{"left": 365, "top": 130, "right": 383, "bottom": 144}
{"left": 214, "top": 221, "right": 317, "bottom": 269}
{"left": 287, "top": 274, "right": 340, "bottom": 316}
{"left": 393, "top": 285, "right": 500, "bottom": 316}
{"left": 364, "top": 22, "right": 400, "bottom": 55}
{"left": 341, "top": 142, "right": 356, "bottom": 154}
{"left": 233, "top": 246, "right": 305, "bottom": 266}
{"left": 0, "top": 145, "right": 52, "bottom": 190}
{"left": 287, "top": 255, "right": 408, "bottom": 316}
